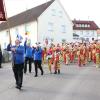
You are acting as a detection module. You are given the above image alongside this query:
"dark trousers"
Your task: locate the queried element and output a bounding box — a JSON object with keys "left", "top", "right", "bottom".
{"left": 0, "top": 58, "right": 2, "bottom": 68}
{"left": 34, "top": 60, "right": 43, "bottom": 76}
{"left": 12, "top": 63, "right": 24, "bottom": 87}
{"left": 0, "top": 60, "right": 1, "bottom": 68}
{"left": 24, "top": 57, "right": 32, "bottom": 73}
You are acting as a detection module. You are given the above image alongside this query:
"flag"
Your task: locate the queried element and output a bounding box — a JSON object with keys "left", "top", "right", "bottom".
{"left": 15, "top": 28, "right": 23, "bottom": 42}
{"left": 0, "top": 0, "right": 6, "bottom": 21}
{"left": 17, "top": 34, "right": 23, "bottom": 41}
{"left": 16, "top": 33, "right": 23, "bottom": 43}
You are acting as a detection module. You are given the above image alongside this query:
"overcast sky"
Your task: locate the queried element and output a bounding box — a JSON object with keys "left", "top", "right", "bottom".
{"left": 4, "top": 0, "right": 100, "bottom": 27}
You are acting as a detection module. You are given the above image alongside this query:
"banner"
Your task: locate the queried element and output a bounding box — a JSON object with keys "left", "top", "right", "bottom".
{"left": 0, "top": 0, "right": 6, "bottom": 21}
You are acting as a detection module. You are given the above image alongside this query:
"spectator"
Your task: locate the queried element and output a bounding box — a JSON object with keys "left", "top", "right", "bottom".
{"left": 7, "top": 42, "right": 12, "bottom": 51}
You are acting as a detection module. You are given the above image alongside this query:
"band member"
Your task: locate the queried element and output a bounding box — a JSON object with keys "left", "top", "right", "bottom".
{"left": 11, "top": 39, "right": 25, "bottom": 90}
{"left": 54, "top": 49, "right": 60, "bottom": 74}
{"left": 33, "top": 43, "right": 44, "bottom": 77}
{"left": 91, "top": 44, "right": 96, "bottom": 64}
{"left": 62, "top": 44, "right": 66, "bottom": 63}
{"left": 24, "top": 39, "right": 33, "bottom": 73}
{"left": 42, "top": 47, "right": 47, "bottom": 64}
{"left": 77, "top": 44, "right": 85, "bottom": 67}
{"left": 95, "top": 42, "right": 100, "bottom": 68}
{"left": 70, "top": 49, "right": 74, "bottom": 63}
{"left": 88, "top": 45, "right": 92, "bottom": 62}
{"left": 83, "top": 44, "right": 87, "bottom": 65}
{"left": 64, "top": 46, "right": 70, "bottom": 65}
{"left": 47, "top": 47, "right": 53, "bottom": 73}
{"left": 73, "top": 44, "right": 78, "bottom": 63}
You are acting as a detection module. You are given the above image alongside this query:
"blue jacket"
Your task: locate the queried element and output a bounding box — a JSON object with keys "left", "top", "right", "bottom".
{"left": 24, "top": 40, "right": 27, "bottom": 53}
{"left": 33, "top": 47, "right": 42, "bottom": 60}
{"left": 25, "top": 46, "right": 33, "bottom": 58}
{"left": 12, "top": 45, "right": 25, "bottom": 64}
{"left": 7, "top": 43, "right": 12, "bottom": 51}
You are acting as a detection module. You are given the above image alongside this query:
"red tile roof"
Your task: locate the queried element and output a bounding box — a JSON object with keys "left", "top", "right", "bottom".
{"left": 72, "top": 20, "right": 99, "bottom": 30}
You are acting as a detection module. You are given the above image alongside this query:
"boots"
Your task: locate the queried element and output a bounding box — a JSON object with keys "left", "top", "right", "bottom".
{"left": 0, "top": 63, "right": 2, "bottom": 68}
{"left": 54, "top": 70, "right": 57, "bottom": 74}
{"left": 58, "top": 69, "right": 60, "bottom": 74}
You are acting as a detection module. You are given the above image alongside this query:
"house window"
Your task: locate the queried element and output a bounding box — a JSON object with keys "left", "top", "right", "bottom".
{"left": 25, "top": 24, "right": 29, "bottom": 32}
{"left": 85, "top": 24, "right": 88, "bottom": 27}
{"left": 76, "top": 24, "right": 79, "bottom": 27}
{"left": 86, "top": 38, "right": 89, "bottom": 42}
{"left": 79, "top": 24, "right": 82, "bottom": 27}
{"left": 62, "top": 38, "right": 66, "bottom": 43}
{"left": 15, "top": 28, "right": 19, "bottom": 35}
{"left": 6, "top": 30, "right": 9, "bottom": 36}
{"left": 83, "top": 31, "right": 89, "bottom": 37}
{"left": 87, "top": 24, "right": 90, "bottom": 27}
{"left": 80, "top": 31, "right": 83, "bottom": 35}
{"left": 87, "top": 32, "right": 89, "bottom": 35}
{"left": 91, "top": 31, "right": 94, "bottom": 36}
{"left": 82, "top": 24, "right": 84, "bottom": 28}
{"left": 48, "top": 22, "right": 54, "bottom": 32}
{"left": 51, "top": 9, "right": 56, "bottom": 16}
{"left": 61, "top": 25, "right": 66, "bottom": 33}
{"left": 25, "top": 24, "right": 31, "bottom": 35}
{"left": 59, "top": 11, "right": 62, "bottom": 17}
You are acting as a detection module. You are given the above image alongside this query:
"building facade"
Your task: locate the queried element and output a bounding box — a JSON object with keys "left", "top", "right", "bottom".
{"left": 0, "top": 0, "right": 73, "bottom": 49}
{"left": 73, "top": 20, "right": 99, "bottom": 42}
{"left": 38, "top": 0, "right": 73, "bottom": 44}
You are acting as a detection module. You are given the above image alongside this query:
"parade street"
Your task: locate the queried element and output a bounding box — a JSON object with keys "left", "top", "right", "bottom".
{"left": 0, "top": 63, "right": 100, "bottom": 100}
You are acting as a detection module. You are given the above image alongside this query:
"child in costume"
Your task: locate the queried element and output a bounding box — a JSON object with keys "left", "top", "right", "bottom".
{"left": 54, "top": 49, "right": 60, "bottom": 74}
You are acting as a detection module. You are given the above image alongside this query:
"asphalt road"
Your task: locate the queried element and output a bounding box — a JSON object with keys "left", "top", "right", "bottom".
{"left": 0, "top": 62, "right": 100, "bottom": 100}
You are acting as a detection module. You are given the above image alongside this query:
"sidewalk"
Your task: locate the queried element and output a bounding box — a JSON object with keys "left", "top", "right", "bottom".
{"left": 1, "top": 62, "right": 12, "bottom": 68}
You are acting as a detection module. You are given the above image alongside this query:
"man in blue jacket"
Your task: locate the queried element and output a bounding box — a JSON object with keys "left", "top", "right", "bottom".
{"left": 11, "top": 38, "right": 25, "bottom": 90}
{"left": 33, "top": 43, "right": 44, "bottom": 77}
{"left": 24, "top": 39, "right": 33, "bottom": 73}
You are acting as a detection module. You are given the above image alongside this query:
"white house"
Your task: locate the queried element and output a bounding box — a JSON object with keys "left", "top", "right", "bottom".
{"left": 97, "top": 29, "right": 100, "bottom": 40}
{"left": 0, "top": 0, "right": 73, "bottom": 49}
{"left": 72, "top": 20, "right": 99, "bottom": 42}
